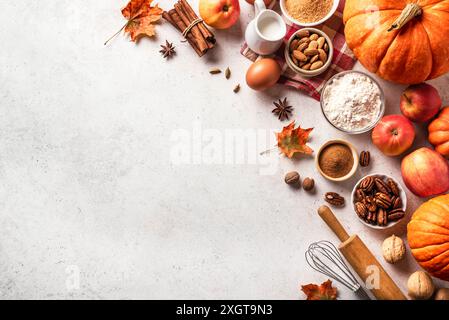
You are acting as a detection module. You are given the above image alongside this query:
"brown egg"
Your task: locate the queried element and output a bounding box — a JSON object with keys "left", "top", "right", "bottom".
{"left": 246, "top": 58, "right": 281, "bottom": 91}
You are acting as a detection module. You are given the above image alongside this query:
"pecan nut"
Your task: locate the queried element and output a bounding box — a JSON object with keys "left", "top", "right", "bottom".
{"left": 391, "top": 196, "right": 403, "bottom": 209}
{"left": 359, "top": 151, "right": 370, "bottom": 167}
{"left": 354, "top": 189, "right": 365, "bottom": 202}
{"left": 375, "top": 192, "right": 392, "bottom": 209}
{"left": 374, "top": 177, "right": 391, "bottom": 194}
{"left": 359, "top": 176, "right": 375, "bottom": 192}
{"left": 388, "top": 209, "right": 405, "bottom": 221}
{"left": 324, "top": 192, "right": 345, "bottom": 207}
{"left": 377, "top": 208, "right": 387, "bottom": 226}
{"left": 355, "top": 202, "right": 368, "bottom": 218}
{"left": 387, "top": 178, "right": 400, "bottom": 197}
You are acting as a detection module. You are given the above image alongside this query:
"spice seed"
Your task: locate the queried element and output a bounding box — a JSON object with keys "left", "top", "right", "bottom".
{"left": 225, "top": 67, "right": 231, "bottom": 79}
{"left": 209, "top": 68, "right": 221, "bottom": 74}
{"left": 233, "top": 84, "right": 240, "bottom": 93}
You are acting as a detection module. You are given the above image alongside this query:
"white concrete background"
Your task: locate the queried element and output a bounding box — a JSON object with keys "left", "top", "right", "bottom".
{"left": 0, "top": 0, "right": 448, "bottom": 299}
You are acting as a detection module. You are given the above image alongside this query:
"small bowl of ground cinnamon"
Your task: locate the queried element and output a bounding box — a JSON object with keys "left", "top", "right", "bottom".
{"left": 316, "top": 140, "right": 359, "bottom": 182}
{"left": 280, "top": 0, "right": 340, "bottom": 27}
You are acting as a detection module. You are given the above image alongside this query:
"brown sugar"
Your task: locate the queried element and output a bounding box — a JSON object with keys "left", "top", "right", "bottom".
{"left": 285, "top": 0, "right": 334, "bottom": 23}
{"left": 319, "top": 143, "right": 354, "bottom": 178}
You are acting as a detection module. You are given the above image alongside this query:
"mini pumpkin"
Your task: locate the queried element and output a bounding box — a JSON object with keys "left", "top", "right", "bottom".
{"left": 407, "top": 194, "right": 449, "bottom": 281}
{"left": 429, "top": 107, "right": 449, "bottom": 157}
{"left": 344, "top": 1, "right": 449, "bottom": 84}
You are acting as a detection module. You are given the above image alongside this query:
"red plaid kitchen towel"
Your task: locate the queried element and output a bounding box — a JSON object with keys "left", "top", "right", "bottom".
{"left": 240, "top": 0, "right": 356, "bottom": 101}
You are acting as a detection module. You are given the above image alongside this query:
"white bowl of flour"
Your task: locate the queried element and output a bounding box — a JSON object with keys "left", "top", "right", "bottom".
{"left": 320, "top": 71, "right": 385, "bottom": 134}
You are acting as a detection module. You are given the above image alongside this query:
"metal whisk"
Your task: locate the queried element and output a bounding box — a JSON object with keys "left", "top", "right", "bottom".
{"left": 305, "top": 241, "right": 361, "bottom": 292}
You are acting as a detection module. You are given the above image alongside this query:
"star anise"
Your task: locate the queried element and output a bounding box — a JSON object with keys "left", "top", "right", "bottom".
{"left": 159, "top": 40, "right": 175, "bottom": 59}
{"left": 272, "top": 98, "right": 293, "bottom": 121}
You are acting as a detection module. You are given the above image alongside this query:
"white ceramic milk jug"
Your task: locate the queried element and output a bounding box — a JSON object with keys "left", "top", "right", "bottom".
{"left": 244, "top": 0, "right": 287, "bottom": 55}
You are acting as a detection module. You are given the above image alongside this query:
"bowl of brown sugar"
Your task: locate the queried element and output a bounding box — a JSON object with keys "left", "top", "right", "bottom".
{"left": 316, "top": 140, "right": 359, "bottom": 182}
{"left": 280, "top": 0, "right": 339, "bottom": 27}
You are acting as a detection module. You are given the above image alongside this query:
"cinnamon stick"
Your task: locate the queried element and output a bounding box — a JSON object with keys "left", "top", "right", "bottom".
{"left": 179, "top": 0, "right": 215, "bottom": 47}
{"left": 174, "top": 2, "right": 209, "bottom": 53}
{"left": 163, "top": 10, "right": 204, "bottom": 56}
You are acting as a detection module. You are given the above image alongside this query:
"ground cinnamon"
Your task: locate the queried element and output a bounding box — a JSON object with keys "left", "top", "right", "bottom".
{"left": 319, "top": 143, "right": 354, "bottom": 178}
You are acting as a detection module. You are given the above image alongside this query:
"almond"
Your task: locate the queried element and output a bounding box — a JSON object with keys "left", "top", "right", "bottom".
{"left": 298, "top": 37, "right": 310, "bottom": 45}
{"left": 301, "top": 63, "right": 311, "bottom": 70}
{"left": 297, "top": 30, "right": 310, "bottom": 38}
{"left": 310, "top": 54, "right": 319, "bottom": 63}
{"left": 317, "top": 37, "right": 325, "bottom": 49}
{"left": 309, "top": 33, "right": 319, "bottom": 41}
{"left": 304, "top": 48, "right": 319, "bottom": 56}
{"left": 308, "top": 40, "right": 318, "bottom": 50}
{"left": 310, "top": 61, "right": 324, "bottom": 70}
{"left": 293, "top": 50, "right": 308, "bottom": 62}
{"left": 297, "top": 42, "right": 309, "bottom": 52}
{"left": 289, "top": 39, "right": 299, "bottom": 52}
{"left": 318, "top": 49, "right": 327, "bottom": 62}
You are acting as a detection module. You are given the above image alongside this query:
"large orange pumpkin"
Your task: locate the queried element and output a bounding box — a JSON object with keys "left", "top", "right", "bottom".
{"left": 343, "top": 0, "right": 449, "bottom": 84}
{"left": 429, "top": 107, "right": 449, "bottom": 157}
{"left": 408, "top": 194, "right": 449, "bottom": 281}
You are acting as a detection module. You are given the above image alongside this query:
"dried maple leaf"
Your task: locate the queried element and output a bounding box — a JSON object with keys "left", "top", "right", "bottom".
{"left": 301, "top": 280, "right": 337, "bottom": 300}
{"left": 105, "top": 0, "right": 163, "bottom": 45}
{"left": 276, "top": 121, "right": 313, "bottom": 158}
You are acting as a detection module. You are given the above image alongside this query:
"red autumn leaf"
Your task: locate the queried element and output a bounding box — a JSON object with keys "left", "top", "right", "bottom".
{"left": 301, "top": 280, "right": 338, "bottom": 300}
{"left": 105, "top": 0, "right": 163, "bottom": 45}
{"left": 122, "top": 0, "right": 163, "bottom": 42}
{"left": 276, "top": 121, "right": 313, "bottom": 158}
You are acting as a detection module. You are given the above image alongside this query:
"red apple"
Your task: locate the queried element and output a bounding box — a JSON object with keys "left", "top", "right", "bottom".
{"left": 401, "top": 147, "right": 449, "bottom": 197}
{"left": 372, "top": 115, "right": 415, "bottom": 156}
{"left": 400, "top": 83, "right": 442, "bottom": 122}
{"left": 199, "top": 0, "right": 240, "bottom": 30}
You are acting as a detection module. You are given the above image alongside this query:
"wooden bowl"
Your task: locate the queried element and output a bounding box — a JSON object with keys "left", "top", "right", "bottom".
{"left": 315, "top": 139, "right": 359, "bottom": 182}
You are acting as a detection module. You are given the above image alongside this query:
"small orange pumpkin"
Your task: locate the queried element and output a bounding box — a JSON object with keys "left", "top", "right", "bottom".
{"left": 429, "top": 107, "right": 449, "bottom": 157}
{"left": 408, "top": 194, "right": 449, "bottom": 281}
{"left": 344, "top": 0, "right": 449, "bottom": 84}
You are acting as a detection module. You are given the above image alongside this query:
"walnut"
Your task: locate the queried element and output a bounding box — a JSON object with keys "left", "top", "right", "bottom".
{"left": 382, "top": 235, "right": 405, "bottom": 264}
{"left": 407, "top": 271, "right": 435, "bottom": 300}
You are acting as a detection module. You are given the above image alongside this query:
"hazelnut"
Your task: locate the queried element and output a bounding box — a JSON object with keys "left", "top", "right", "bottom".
{"left": 382, "top": 235, "right": 405, "bottom": 264}
{"left": 285, "top": 171, "right": 300, "bottom": 185}
{"left": 407, "top": 271, "right": 435, "bottom": 300}
{"left": 302, "top": 177, "right": 315, "bottom": 191}
{"left": 435, "top": 288, "right": 449, "bottom": 300}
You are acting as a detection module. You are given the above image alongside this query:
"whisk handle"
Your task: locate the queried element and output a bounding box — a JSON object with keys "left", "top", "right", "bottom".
{"left": 317, "top": 205, "right": 350, "bottom": 242}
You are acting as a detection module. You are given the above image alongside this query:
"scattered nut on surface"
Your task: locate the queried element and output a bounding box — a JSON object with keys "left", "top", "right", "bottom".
{"left": 382, "top": 235, "right": 405, "bottom": 264}
{"left": 407, "top": 271, "right": 435, "bottom": 300}
{"left": 285, "top": 171, "right": 300, "bottom": 185}
{"left": 435, "top": 288, "right": 449, "bottom": 300}
{"left": 302, "top": 177, "right": 315, "bottom": 191}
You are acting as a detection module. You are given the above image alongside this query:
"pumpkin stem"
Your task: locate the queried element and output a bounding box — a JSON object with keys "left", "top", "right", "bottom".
{"left": 388, "top": 3, "right": 422, "bottom": 32}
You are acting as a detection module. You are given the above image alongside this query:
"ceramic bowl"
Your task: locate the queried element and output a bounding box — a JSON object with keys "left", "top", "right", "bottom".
{"left": 280, "top": 0, "right": 340, "bottom": 27}
{"left": 315, "top": 139, "right": 359, "bottom": 182}
{"left": 284, "top": 28, "right": 334, "bottom": 77}
{"left": 320, "top": 70, "right": 386, "bottom": 134}
{"left": 351, "top": 174, "right": 408, "bottom": 230}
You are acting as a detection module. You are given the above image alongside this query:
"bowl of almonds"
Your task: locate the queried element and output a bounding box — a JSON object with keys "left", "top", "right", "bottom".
{"left": 351, "top": 174, "right": 407, "bottom": 229}
{"left": 284, "top": 28, "right": 333, "bottom": 77}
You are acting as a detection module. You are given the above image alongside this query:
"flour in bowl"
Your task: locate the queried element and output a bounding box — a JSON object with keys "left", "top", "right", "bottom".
{"left": 321, "top": 72, "right": 383, "bottom": 132}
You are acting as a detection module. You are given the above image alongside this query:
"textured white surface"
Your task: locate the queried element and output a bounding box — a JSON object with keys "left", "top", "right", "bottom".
{"left": 0, "top": 0, "right": 448, "bottom": 299}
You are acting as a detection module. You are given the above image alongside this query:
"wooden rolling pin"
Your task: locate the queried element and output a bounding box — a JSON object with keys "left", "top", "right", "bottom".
{"left": 317, "top": 205, "right": 406, "bottom": 300}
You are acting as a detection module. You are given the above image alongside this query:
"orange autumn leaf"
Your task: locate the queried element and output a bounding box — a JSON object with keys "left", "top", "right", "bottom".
{"left": 301, "top": 280, "right": 337, "bottom": 300}
{"left": 122, "top": 0, "right": 163, "bottom": 42}
{"left": 276, "top": 121, "right": 313, "bottom": 158}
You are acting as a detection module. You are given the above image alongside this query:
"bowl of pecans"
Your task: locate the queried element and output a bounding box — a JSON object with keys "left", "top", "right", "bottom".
{"left": 284, "top": 28, "right": 333, "bottom": 77}
{"left": 351, "top": 174, "right": 407, "bottom": 229}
